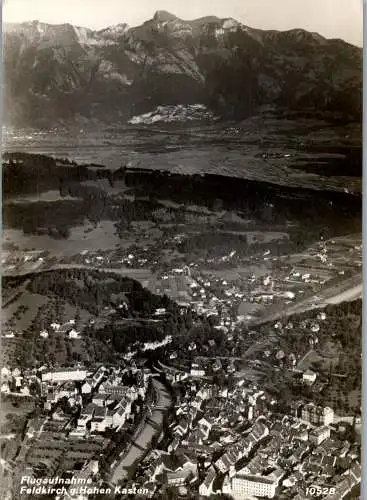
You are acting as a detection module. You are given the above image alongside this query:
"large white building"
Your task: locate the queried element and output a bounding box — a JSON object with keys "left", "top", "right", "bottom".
{"left": 190, "top": 363, "right": 205, "bottom": 377}
{"left": 309, "top": 426, "right": 330, "bottom": 446}
{"left": 229, "top": 473, "right": 281, "bottom": 499}
{"left": 42, "top": 368, "right": 87, "bottom": 383}
{"left": 302, "top": 370, "right": 317, "bottom": 385}
{"left": 301, "top": 403, "right": 334, "bottom": 426}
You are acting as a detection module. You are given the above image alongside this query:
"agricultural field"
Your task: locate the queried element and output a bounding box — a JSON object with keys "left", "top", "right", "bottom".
{"left": 1, "top": 284, "right": 109, "bottom": 368}
{"left": 3, "top": 220, "right": 121, "bottom": 256}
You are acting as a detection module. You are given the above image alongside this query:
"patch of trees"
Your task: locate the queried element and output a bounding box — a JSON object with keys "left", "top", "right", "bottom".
{"left": 125, "top": 169, "right": 361, "bottom": 233}
{"left": 267, "top": 300, "right": 362, "bottom": 413}
{"left": 3, "top": 152, "right": 113, "bottom": 198}
{"left": 91, "top": 323, "right": 164, "bottom": 354}
{"left": 3, "top": 153, "right": 361, "bottom": 244}
{"left": 3, "top": 200, "right": 85, "bottom": 236}
{"left": 178, "top": 231, "right": 248, "bottom": 254}
{"left": 25, "top": 269, "right": 179, "bottom": 317}
{"left": 177, "top": 230, "right": 301, "bottom": 259}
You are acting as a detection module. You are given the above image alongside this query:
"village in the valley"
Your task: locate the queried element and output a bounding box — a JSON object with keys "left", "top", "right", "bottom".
{"left": 1, "top": 234, "right": 362, "bottom": 499}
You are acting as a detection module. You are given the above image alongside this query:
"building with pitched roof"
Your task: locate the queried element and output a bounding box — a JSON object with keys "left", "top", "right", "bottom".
{"left": 301, "top": 403, "right": 334, "bottom": 426}
{"left": 42, "top": 368, "right": 87, "bottom": 383}
{"left": 199, "top": 466, "right": 216, "bottom": 496}
{"left": 226, "top": 469, "right": 285, "bottom": 499}
{"left": 309, "top": 426, "right": 331, "bottom": 446}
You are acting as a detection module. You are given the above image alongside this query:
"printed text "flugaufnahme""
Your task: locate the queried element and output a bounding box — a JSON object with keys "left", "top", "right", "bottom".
{"left": 20, "top": 477, "right": 150, "bottom": 496}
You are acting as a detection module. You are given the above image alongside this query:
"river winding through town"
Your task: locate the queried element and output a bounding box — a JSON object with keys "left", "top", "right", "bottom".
{"left": 110, "top": 379, "right": 171, "bottom": 484}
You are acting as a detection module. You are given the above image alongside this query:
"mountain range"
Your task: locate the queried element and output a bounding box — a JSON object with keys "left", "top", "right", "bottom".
{"left": 3, "top": 10, "right": 362, "bottom": 128}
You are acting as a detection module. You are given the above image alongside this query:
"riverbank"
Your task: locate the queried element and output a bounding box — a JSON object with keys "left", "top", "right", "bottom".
{"left": 109, "top": 379, "right": 171, "bottom": 485}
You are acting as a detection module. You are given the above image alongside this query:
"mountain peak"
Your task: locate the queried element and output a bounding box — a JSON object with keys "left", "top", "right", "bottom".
{"left": 153, "top": 10, "right": 178, "bottom": 23}
{"left": 3, "top": 11, "right": 361, "bottom": 128}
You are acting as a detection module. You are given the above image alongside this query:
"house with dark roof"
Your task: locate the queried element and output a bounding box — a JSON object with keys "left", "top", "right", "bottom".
{"left": 183, "top": 428, "right": 207, "bottom": 447}
{"left": 92, "top": 393, "right": 111, "bottom": 407}
{"left": 174, "top": 418, "right": 190, "bottom": 437}
{"left": 151, "top": 453, "right": 197, "bottom": 483}
{"left": 112, "top": 398, "right": 131, "bottom": 428}
{"left": 323, "top": 462, "right": 361, "bottom": 500}
{"left": 78, "top": 402, "right": 97, "bottom": 422}
{"left": 290, "top": 443, "right": 310, "bottom": 463}
{"left": 215, "top": 450, "right": 238, "bottom": 473}
{"left": 81, "top": 379, "right": 93, "bottom": 394}
{"left": 199, "top": 466, "right": 217, "bottom": 496}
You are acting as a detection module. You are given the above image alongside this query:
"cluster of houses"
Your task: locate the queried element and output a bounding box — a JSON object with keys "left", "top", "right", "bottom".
{"left": 147, "top": 233, "right": 362, "bottom": 321}
{"left": 42, "top": 365, "right": 149, "bottom": 437}
{"left": 2, "top": 353, "right": 361, "bottom": 500}
{"left": 75, "top": 247, "right": 153, "bottom": 270}
{"left": 324, "top": 460, "right": 362, "bottom": 500}
{"left": 200, "top": 407, "right": 361, "bottom": 499}
{"left": 40, "top": 319, "right": 82, "bottom": 340}
{"left": 129, "top": 372, "right": 360, "bottom": 499}
{"left": 134, "top": 378, "right": 270, "bottom": 496}
{"left": 147, "top": 452, "right": 199, "bottom": 488}
{"left": 1, "top": 366, "right": 33, "bottom": 395}
{"left": 186, "top": 262, "right": 300, "bottom": 313}
{"left": 189, "top": 358, "right": 235, "bottom": 378}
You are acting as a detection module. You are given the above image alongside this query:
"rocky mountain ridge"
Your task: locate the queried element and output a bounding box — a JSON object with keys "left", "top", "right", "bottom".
{"left": 4, "top": 11, "right": 362, "bottom": 127}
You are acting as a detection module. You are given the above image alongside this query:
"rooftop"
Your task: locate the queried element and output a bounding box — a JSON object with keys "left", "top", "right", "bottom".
{"left": 234, "top": 474, "right": 276, "bottom": 485}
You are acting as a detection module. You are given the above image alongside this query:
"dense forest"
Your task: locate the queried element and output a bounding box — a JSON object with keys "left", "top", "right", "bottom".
{"left": 3, "top": 153, "right": 362, "bottom": 243}
{"left": 3, "top": 269, "right": 192, "bottom": 360}
{"left": 19, "top": 269, "right": 177, "bottom": 317}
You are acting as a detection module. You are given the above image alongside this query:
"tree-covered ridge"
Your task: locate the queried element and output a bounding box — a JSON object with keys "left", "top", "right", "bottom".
{"left": 3, "top": 153, "right": 362, "bottom": 246}
{"left": 17, "top": 269, "right": 176, "bottom": 317}
{"left": 2, "top": 269, "right": 192, "bottom": 366}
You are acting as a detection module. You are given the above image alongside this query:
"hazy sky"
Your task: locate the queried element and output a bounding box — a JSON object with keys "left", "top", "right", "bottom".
{"left": 3, "top": 0, "right": 363, "bottom": 46}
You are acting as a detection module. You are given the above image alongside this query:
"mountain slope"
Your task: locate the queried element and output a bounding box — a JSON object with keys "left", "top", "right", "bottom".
{"left": 3, "top": 12, "right": 362, "bottom": 127}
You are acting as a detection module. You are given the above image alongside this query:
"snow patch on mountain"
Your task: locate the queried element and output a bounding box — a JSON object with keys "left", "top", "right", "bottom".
{"left": 73, "top": 26, "right": 96, "bottom": 45}
{"left": 98, "top": 60, "right": 132, "bottom": 85}
{"left": 128, "top": 104, "right": 217, "bottom": 125}
{"left": 222, "top": 18, "right": 242, "bottom": 31}
{"left": 164, "top": 21, "right": 193, "bottom": 37}
{"left": 99, "top": 23, "right": 130, "bottom": 41}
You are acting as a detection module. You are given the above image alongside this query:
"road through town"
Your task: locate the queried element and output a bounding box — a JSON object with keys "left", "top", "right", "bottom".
{"left": 323, "top": 284, "right": 362, "bottom": 305}
{"left": 250, "top": 275, "right": 362, "bottom": 327}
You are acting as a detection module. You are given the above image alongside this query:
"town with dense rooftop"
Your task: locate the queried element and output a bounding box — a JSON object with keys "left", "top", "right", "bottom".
{"left": 1, "top": 154, "right": 362, "bottom": 500}
{"left": 1, "top": 151, "right": 362, "bottom": 500}
{"left": 1, "top": 3, "right": 363, "bottom": 499}
{"left": 1, "top": 244, "right": 362, "bottom": 499}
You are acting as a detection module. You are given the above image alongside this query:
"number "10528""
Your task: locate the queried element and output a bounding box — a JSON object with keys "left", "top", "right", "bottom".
{"left": 306, "top": 487, "right": 336, "bottom": 496}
